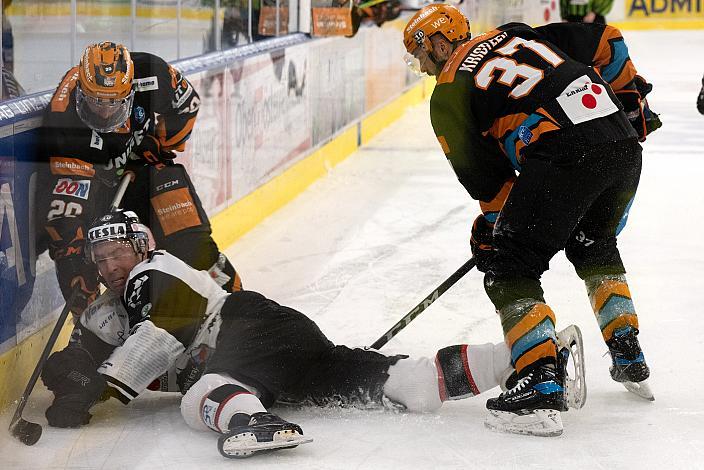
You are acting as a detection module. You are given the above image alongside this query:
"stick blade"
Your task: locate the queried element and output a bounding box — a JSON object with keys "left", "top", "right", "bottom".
{"left": 10, "top": 418, "right": 42, "bottom": 446}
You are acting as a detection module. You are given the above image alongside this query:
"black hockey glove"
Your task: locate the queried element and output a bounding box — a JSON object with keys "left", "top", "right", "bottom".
{"left": 45, "top": 394, "right": 94, "bottom": 428}
{"left": 616, "top": 77, "right": 662, "bottom": 142}
{"left": 46, "top": 216, "right": 100, "bottom": 316}
{"left": 470, "top": 214, "right": 496, "bottom": 273}
{"left": 41, "top": 347, "right": 107, "bottom": 428}
{"left": 697, "top": 76, "right": 704, "bottom": 115}
{"left": 133, "top": 135, "right": 176, "bottom": 169}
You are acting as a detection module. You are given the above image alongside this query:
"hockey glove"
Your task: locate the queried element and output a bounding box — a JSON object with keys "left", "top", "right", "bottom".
{"left": 616, "top": 77, "right": 662, "bottom": 142}
{"left": 470, "top": 214, "right": 496, "bottom": 273}
{"left": 697, "top": 76, "right": 704, "bottom": 115}
{"left": 68, "top": 273, "right": 100, "bottom": 317}
{"left": 41, "top": 347, "right": 107, "bottom": 428}
{"left": 47, "top": 217, "right": 100, "bottom": 316}
{"left": 133, "top": 135, "right": 176, "bottom": 169}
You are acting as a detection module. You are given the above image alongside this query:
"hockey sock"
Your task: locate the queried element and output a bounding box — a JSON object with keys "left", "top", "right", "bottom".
{"left": 181, "top": 373, "right": 263, "bottom": 432}
{"left": 435, "top": 342, "right": 511, "bottom": 400}
{"left": 500, "top": 299, "right": 557, "bottom": 375}
{"left": 200, "top": 384, "right": 267, "bottom": 433}
{"left": 585, "top": 274, "right": 639, "bottom": 342}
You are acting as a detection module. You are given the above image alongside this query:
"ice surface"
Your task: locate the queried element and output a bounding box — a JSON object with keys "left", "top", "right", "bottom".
{"left": 2, "top": 30, "right": 704, "bottom": 469}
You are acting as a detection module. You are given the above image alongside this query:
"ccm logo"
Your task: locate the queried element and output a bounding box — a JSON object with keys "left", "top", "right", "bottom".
{"left": 53, "top": 178, "right": 91, "bottom": 199}
{"left": 155, "top": 179, "right": 179, "bottom": 192}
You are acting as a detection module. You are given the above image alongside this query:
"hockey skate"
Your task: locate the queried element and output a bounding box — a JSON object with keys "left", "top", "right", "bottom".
{"left": 500, "top": 325, "right": 586, "bottom": 411}
{"left": 486, "top": 364, "right": 564, "bottom": 437}
{"left": 607, "top": 326, "right": 654, "bottom": 401}
{"left": 217, "top": 412, "right": 312, "bottom": 459}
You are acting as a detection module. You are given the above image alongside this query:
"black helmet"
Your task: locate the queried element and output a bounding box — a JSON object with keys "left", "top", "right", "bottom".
{"left": 86, "top": 209, "right": 155, "bottom": 262}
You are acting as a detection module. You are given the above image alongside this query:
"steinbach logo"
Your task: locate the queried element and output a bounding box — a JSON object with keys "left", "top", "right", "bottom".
{"left": 406, "top": 5, "right": 439, "bottom": 32}
{"left": 53, "top": 178, "right": 91, "bottom": 200}
{"left": 50, "top": 158, "right": 95, "bottom": 177}
{"left": 156, "top": 200, "right": 194, "bottom": 216}
{"left": 88, "top": 223, "right": 126, "bottom": 242}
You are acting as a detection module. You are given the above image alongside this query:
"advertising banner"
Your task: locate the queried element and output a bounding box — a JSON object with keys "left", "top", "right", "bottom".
{"left": 0, "top": 99, "right": 63, "bottom": 355}
{"left": 311, "top": 7, "right": 354, "bottom": 36}
{"left": 308, "top": 36, "right": 365, "bottom": 145}
{"left": 363, "top": 24, "right": 411, "bottom": 112}
{"left": 181, "top": 68, "right": 231, "bottom": 215}
{"left": 226, "top": 45, "right": 311, "bottom": 201}
{"left": 626, "top": 0, "right": 704, "bottom": 18}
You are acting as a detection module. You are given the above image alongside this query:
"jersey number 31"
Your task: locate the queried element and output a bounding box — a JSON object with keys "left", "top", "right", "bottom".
{"left": 475, "top": 37, "right": 564, "bottom": 98}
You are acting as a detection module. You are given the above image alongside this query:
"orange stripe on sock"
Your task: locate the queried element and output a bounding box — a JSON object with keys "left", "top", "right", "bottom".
{"left": 591, "top": 280, "right": 631, "bottom": 312}
{"left": 505, "top": 303, "right": 556, "bottom": 348}
{"left": 601, "top": 314, "right": 639, "bottom": 341}
{"left": 514, "top": 341, "right": 557, "bottom": 374}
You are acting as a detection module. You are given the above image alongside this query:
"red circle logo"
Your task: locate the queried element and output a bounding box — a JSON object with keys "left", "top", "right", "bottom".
{"left": 582, "top": 94, "right": 597, "bottom": 109}
{"left": 591, "top": 84, "right": 602, "bottom": 95}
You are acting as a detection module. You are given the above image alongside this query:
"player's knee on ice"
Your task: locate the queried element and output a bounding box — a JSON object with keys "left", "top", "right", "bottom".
{"left": 181, "top": 373, "right": 265, "bottom": 432}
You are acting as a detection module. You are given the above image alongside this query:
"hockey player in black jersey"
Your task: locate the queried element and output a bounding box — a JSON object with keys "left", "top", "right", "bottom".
{"left": 402, "top": 4, "right": 659, "bottom": 435}
{"left": 36, "top": 41, "right": 241, "bottom": 318}
{"left": 40, "top": 210, "right": 586, "bottom": 456}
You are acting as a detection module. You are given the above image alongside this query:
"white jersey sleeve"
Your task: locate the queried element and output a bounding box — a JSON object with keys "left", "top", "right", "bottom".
{"left": 99, "top": 320, "right": 185, "bottom": 403}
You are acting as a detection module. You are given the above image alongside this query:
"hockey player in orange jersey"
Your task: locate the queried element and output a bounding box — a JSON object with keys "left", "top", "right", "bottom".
{"left": 403, "top": 4, "right": 660, "bottom": 436}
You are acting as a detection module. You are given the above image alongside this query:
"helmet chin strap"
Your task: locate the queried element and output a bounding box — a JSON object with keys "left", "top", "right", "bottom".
{"left": 427, "top": 48, "right": 448, "bottom": 74}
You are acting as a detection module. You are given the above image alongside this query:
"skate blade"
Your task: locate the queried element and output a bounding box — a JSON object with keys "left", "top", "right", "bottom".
{"left": 557, "top": 324, "right": 587, "bottom": 410}
{"left": 484, "top": 409, "right": 563, "bottom": 437}
{"left": 622, "top": 380, "right": 655, "bottom": 401}
{"left": 219, "top": 429, "right": 313, "bottom": 458}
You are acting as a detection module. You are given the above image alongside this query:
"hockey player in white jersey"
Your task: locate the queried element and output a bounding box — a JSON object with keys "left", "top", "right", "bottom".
{"left": 40, "top": 210, "right": 586, "bottom": 458}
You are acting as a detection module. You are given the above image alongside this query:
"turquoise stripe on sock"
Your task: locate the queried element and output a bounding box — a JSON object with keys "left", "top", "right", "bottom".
{"left": 510, "top": 317, "right": 556, "bottom": 364}
{"left": 597, "top": 295, "right": 635, "bottom": 331}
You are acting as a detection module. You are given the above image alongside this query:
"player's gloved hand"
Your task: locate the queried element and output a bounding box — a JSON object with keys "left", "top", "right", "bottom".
{"left": 41, "top": 347, "right": 107, "bottom": 428}
{"left": 133, "top": 135, "right": 176, "bottom": 169}
{"left": 45, "top": 394, "right": 94, "bottom": 428}
{"left": 697, "top": 76, "right": 704, "bottom": 115}
{"left": 68, "top": 273, "right": 100, "bottom": 317}
{"left": 470, "top": 214, "right": 496, "bottom": 273}
{"left": 617, "top": 77, "right": 662, "bottom": 142}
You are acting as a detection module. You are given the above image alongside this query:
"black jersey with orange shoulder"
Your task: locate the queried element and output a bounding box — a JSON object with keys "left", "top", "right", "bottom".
{"left": 40, "top": 51, "right": 199, "bottom": 172}
{"left": 430, "top": 22, "right": 639, "bottom": 206}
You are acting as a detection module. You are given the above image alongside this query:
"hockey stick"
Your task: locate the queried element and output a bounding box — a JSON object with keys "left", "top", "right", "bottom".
{"left": 8, "top": 172, "right": 134, "bottom": 446}
{"left": 370, "top": 257, "right": 476, "bottom": 350}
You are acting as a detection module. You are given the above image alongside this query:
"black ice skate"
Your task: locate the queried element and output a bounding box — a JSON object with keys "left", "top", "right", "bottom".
{"left": 217, "top": 412, "right": 312, "bottom": 459}
{"left": 607, "top": 326, "right": 654, "bottom": 401}
{"left": 501, "top": 325, "right": 586, "bottom": 411}
{"left": 486, "top": 364, "right": 564, "bottom": 437}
